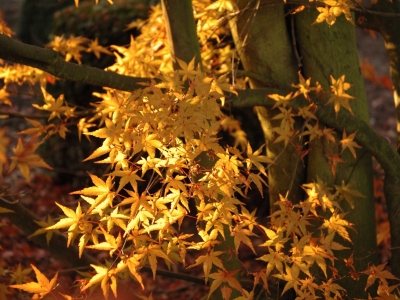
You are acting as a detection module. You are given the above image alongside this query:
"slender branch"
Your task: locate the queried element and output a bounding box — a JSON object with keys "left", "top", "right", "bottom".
{"left": 0, "top": 110, "right": 49, "bottom": 119}
{"left": 0, "top": 194, "right": 97, "bottom": 269}
{"left": 0, "top": 109, "right": 96, "bottom": 120}
{"left": 286, "top": 0, "right": 400, "bottom": 18}
{"left": 0, "top": 34, "right": 156, "bottom": 92}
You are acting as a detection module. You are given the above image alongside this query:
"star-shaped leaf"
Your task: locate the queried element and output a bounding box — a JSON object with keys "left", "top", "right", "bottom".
{"left": 10, "top": 264, "right": 58, "bottom": 299}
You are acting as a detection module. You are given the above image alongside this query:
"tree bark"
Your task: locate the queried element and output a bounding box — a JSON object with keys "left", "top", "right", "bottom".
{"left": 230, "top": 0, "right": 305, "bottom": 210}
{"left": 295, "top": 12, "right": 378, "bottom": 297}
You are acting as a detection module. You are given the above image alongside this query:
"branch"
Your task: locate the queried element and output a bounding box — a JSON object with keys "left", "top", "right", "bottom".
{"left": 139, "top": 266, "right": 254, "bottom": 289}
{"left": 232, "top": 89, "right": 400, "bottom": 178}
{"left": 0, "top": 34, "right": 154, "bottom": 92}
{"left": 0, "top": 109, "right": 95, "bottom": 120}
{"left": 0, "top": 195, "right": 97, "bottom": 268}
{"left": 286, "top": 0, "right": 400, "bottom": 18}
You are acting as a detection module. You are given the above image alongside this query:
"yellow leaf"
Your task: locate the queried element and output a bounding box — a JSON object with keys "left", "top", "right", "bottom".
{"left": 326, "top": 75, "right": 355, "bottom": 116}
{"left": 108, "top": 168, "right": 144, "bottom": 193}
{"left": 340, "top": 130, "right": 361, "bottom": 158}
{"left": 232, "top": 223, "right": 257, "bottom": 255}
{"left": 9, "top": 138, "right": 52, "bottom": 183}
{"left": 257, "top": 247, "right": 286, "bottom": 277}
{"left": 207, "top": 269, "right": 243, "bottom": 300}
{"left": 362, "top": 263, "right": 400, "bottom": 291}
{"left": 71, "top": 174, "right": 114, "bottom": 213}
{"left": 147, "top": 244, "right": 173, "bottom": 280}
{"left": 245, "top": 143, "right": 272, "bottom": 176}
{"left": 188, "top": 250, "right": 225, "bottom": 284}
{"left": 334, "top": 180, "right": 365, "bottom": 209}
{"left": 29, "top": 215, "right": 59, "bottom": 245}
{"left": 46, "top": 202, "right": 89, "bottom": 250}
{"left": 10, "top": 264, "right": 58, "bottom": 299}
{"left": 9, "top": 264, "right": 32, "bottom": 285}
{"left": 86, "top": 38, "right": 113, "bottom": 59}
{"left": 126, "top": 253, "right": 145, "bottom": 289}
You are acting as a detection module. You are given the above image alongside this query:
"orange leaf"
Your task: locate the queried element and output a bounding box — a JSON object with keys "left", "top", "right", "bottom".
{"left": 10, "top": 264, "right": 58, "bottom": 299}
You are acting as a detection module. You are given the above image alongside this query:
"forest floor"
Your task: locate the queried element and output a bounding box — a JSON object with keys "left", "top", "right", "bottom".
{"left": 0, "top": 1, "right": 397, "bottom": 299}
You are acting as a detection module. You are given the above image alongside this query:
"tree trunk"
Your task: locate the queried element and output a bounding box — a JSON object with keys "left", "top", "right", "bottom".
{"left": 230, "top": 0, "right": 305, "bottom": 211}
{"left": 295, "top": 12, "right": 378, "bottom": 297}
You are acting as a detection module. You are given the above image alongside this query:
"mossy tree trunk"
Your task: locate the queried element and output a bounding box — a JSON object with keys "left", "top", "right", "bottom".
{"left": 161, "top": 1, "right": 240, "bottom": 298}
{"left": 230, "top": 0, "right": 305, "bottom": 210}
{"left": 295, "top": 12, "right": 377, "bottom": 297}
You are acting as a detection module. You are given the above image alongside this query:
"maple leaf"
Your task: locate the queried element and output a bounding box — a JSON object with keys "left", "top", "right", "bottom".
{"left": 146, "top": 244, "right": 174, "bottom": 279}
{"left": 9, "top": 264, "right": 32, "bottom": 285}
{"left": 87, "top": 118, "right": 124, "bottom": 147}
{"left": 340, "top": 130, "right": 361, "bottom": 158}
{"left": 71, "top": 174, "right": 115, "bottom": 213}
{"left": 362, "top": 263, "right": 400, "bottom": 291}
{"left": 120, "top": 190, "right": 154, "bottom": 220}
{"left": 86, "top": 38, "right": 113, "bottom": 59}
{"left": 322, "top": 127, "right": 337, "bottom": 143}
{"left": 360, "top": 60, "right": 380, "bottom": 84}
{"left": 10, "top": 264, "right": 58, "bottom": 299}
{"left": 86, "top": 226, "right": 122, "bottom": 257}
{"left": 19, "top": 118, "right": 53, "bottom": 137}
{"left": 303, "top": 244, "right": 332, "bottom": 277}
{"left": 286, "top": 210, "right": 311, "bottom": 237}
{"left": 33, "top": 88, "right": 67, "bottom": 120}
{"left": 245, "top": 143, "right": 272, "bottom": 176}
{"left": 334, "top": 180, "right": 365, "bottom": 209}
{"left": 108, "top": 168, "right": 144, "bottom": 193}
{"left": 297, "top": 104, "right": 318, "bottom": 120}
{"left": 273, "top": 265, "right": 301, "bottom": 296}
{"left": 292, "top": 71, "right": 313, "bottom": 100}
{"left": 9, "top": 138, "right": 52, "bottom": 183}
{"left": 0, "top": 19, "right": 14, "bottom": 37}
{"left": 268, "top": 92, "right": 294, "bottom": 109}
{"left": 326, "top": 75, "right": 355, "bottom": 116}
{"left": 239, "top": 206, "right": 258, "bottom": 232}
{"left": 77, "top": 118, "right": 97, "bottom": 142}
{"left": 208, "top": 269, "right": 243, "bottom": 300}
{"left": 319, "top": 212, "right": 354, "bottom": 242}
{"left": 82, "top": 262, "right": 123, "bottom": 300}
{"left": 299, "top": 276, "right": 319, "bottom": 297}
{"left": 45, "top": 202, "right": 90, "bottom": 255}
{"left": 100, "top": 207, "right": 129, "bottom": 231}
{"left": 314, "top": 6, "right": 337, "bottom": 26}
{"left": 247, "top": 172, "right": 268, "bottom": 197}
{"left": 188, "top": 250, "right": 225, "bottom": 284}
{"left": 176, "top": 57, "right": 197, "bottom": 81}
{"left": 272, "top": 106, "right": 296, "bottom": 131}
{"left": 232, "top": 223, "right": 257, "bottom": 255}
{"left": 144, "top": 134, "right": 163, "bottom": 158}
{"left": 29, "top": 215, "right": 59, "bottom": 245}
{"left": 126, "top": 253, "right": 146, "bottom": 289}
{"left": 258, "top": 225, "right": 289, "bottom": 251}
{"left": 273, "top": 127, "right": 296, "bottom": 147}
{"left": 301, "top": 123, "right": 322, "bottom": 142}
{"left": 320, "top": 278, "right": 346, "bottom": 299}
{"left": 215, "top": 150, "right": 242, "bottom": 175}
{"left": 257, "top": 247, "right": 286, "bottom": 277}
{"left": 211, "top": 74, "right": 237, "bottom": 106}
{"left": 162, "top": 175, "right": 187, "bottom": 195}
{"left": 327, "top": 151, "right": 345, "bottom": 177}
